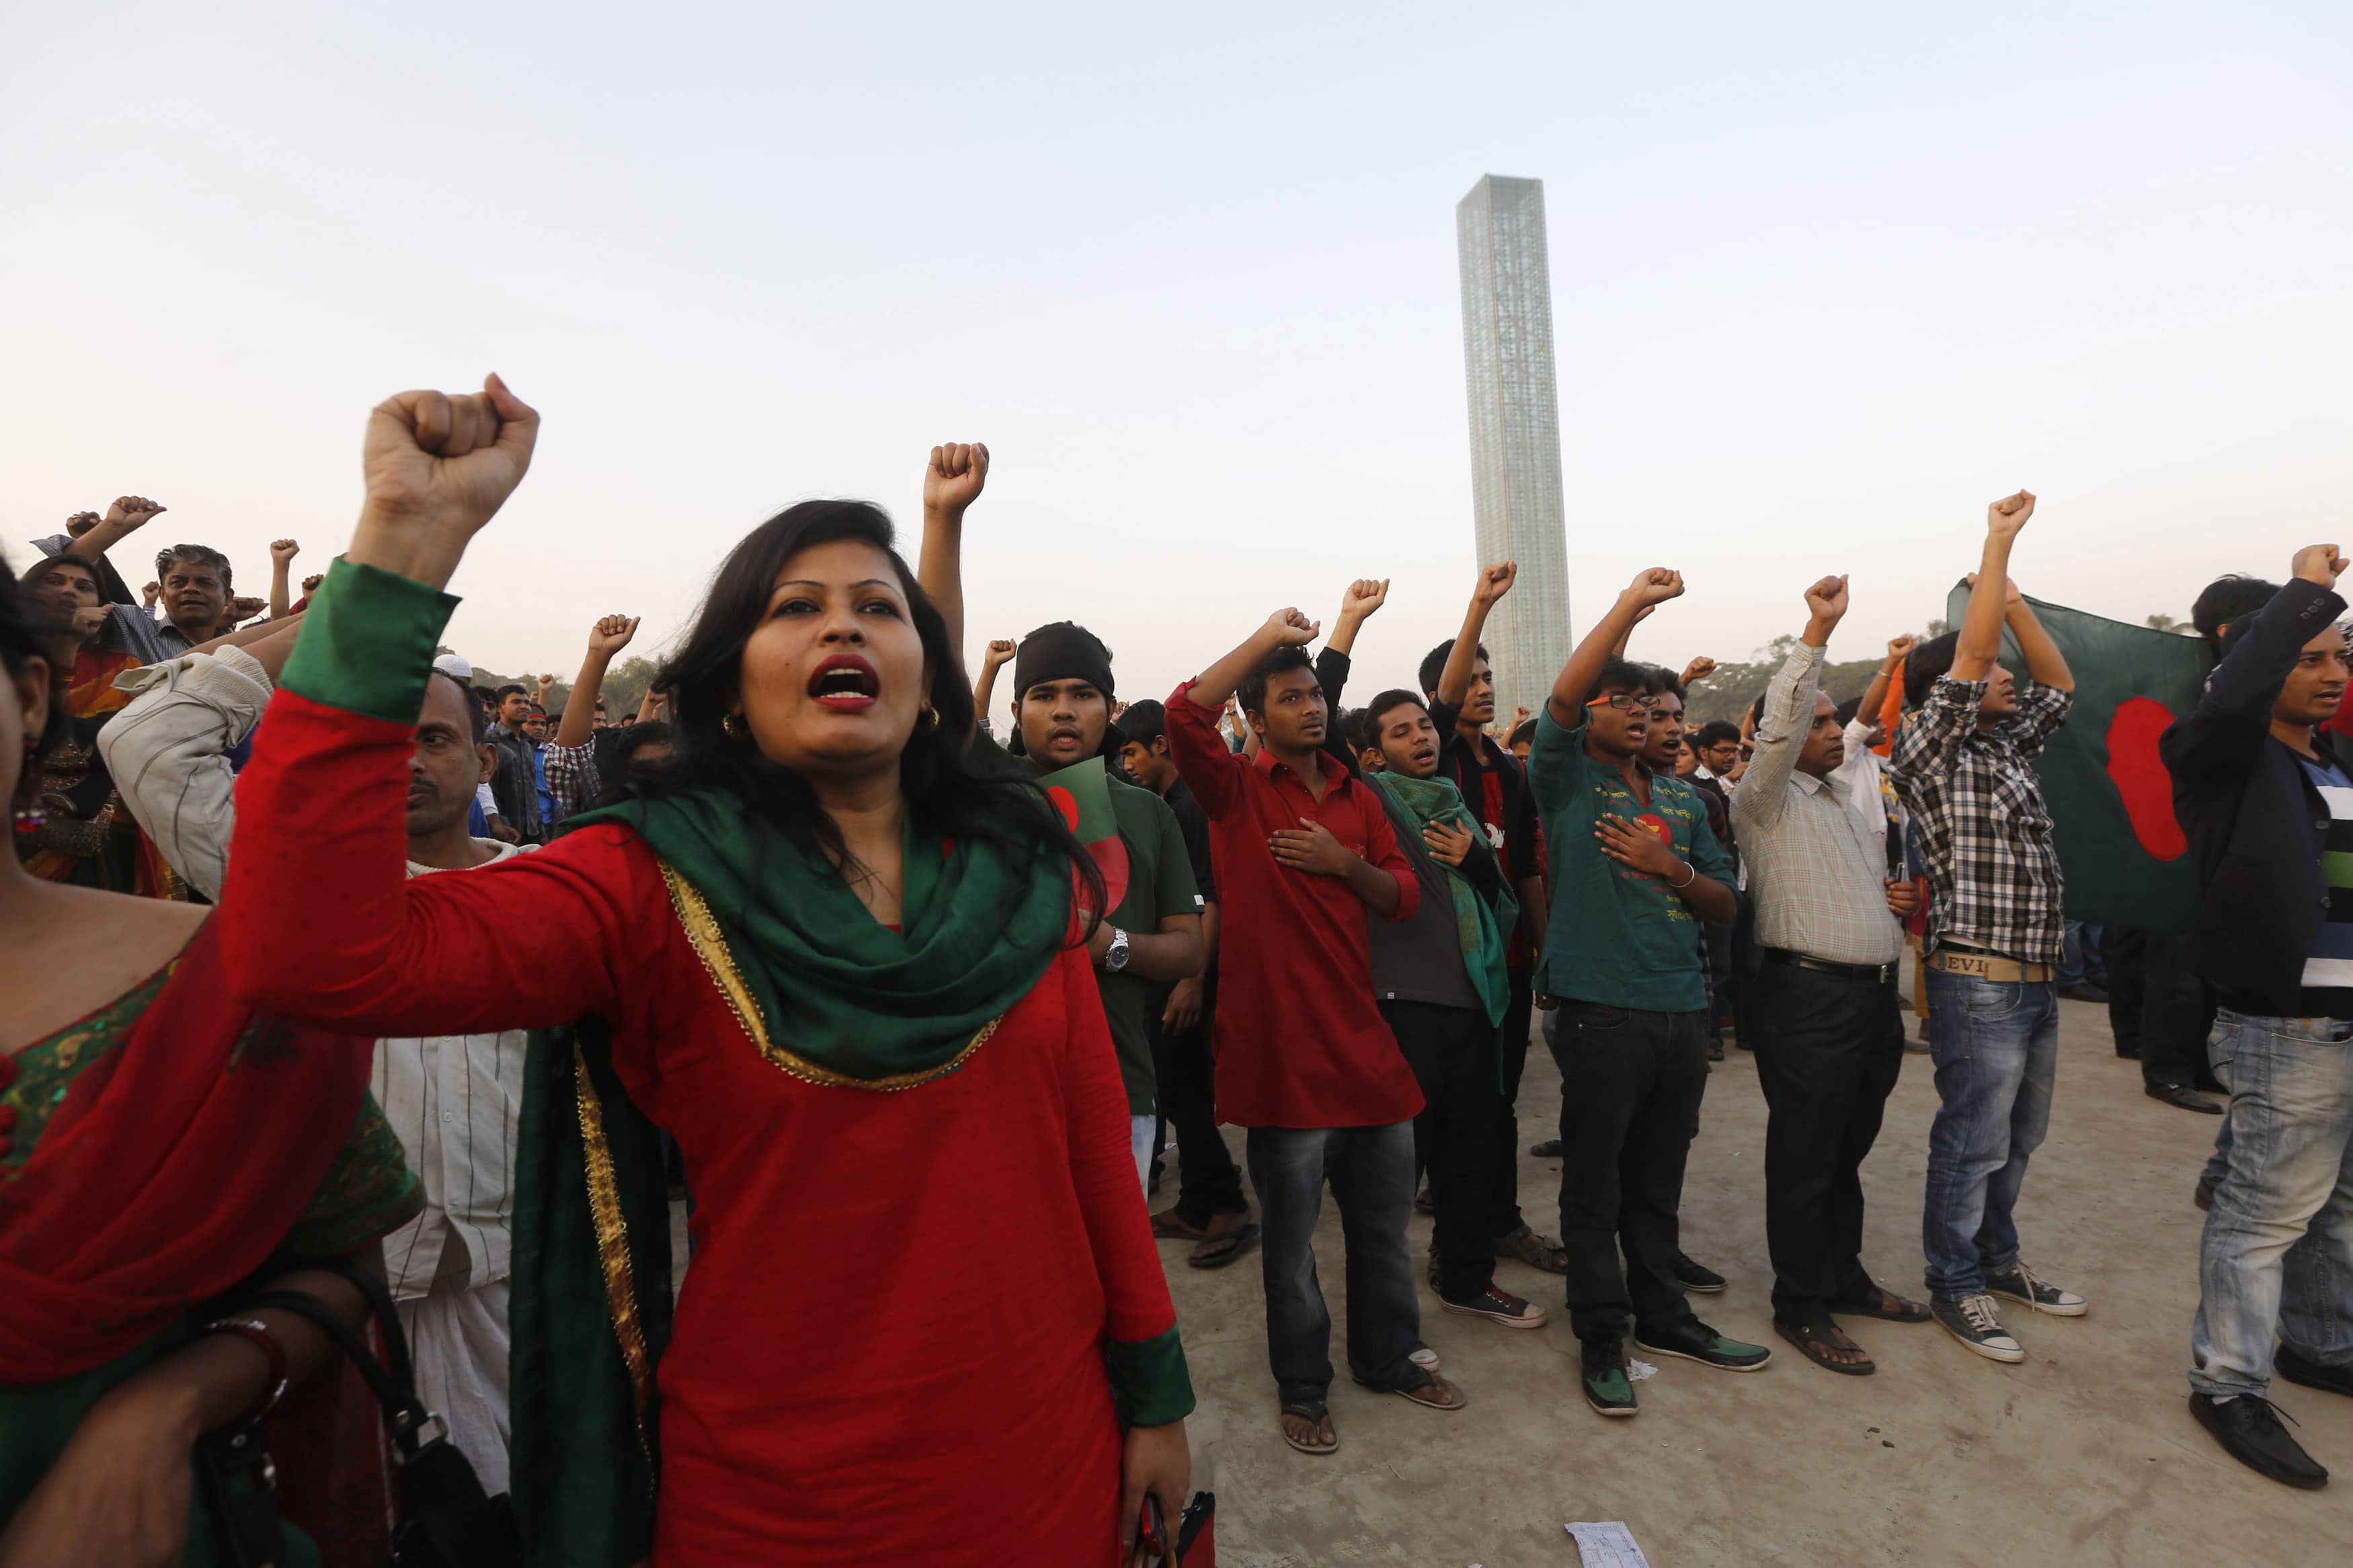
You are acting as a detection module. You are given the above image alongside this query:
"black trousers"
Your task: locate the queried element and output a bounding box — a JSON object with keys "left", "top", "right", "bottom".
{"left": 2103, "top": 927, "right": 2216, "bottom": 1091}
{"left": 1487, "top": 968, "right": 1536, "bottom": 1235}
{"left": 1148, "top": 981, "right": 1246, "bottom": 1227}
{"left": 1749, "top": 960, "right": 1905, "bottom": 1324}
{"left": 1547, "top": 1001, "right": 1709, "bottom": 1343}
{"left": 1384, "top": 999, "right": 1503, "bottom": 1303}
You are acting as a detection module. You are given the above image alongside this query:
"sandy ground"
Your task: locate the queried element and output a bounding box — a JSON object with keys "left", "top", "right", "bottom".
{"left": 1158, "top": 985, "right": 2353, "bottom": 1567}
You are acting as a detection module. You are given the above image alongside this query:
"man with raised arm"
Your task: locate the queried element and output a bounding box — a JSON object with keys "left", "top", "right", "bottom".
{"left": 1422, "top": 563, "right": 1562, "bottom": 1274}
{"left": 1166, "top": 608, "right": 1464, "bottom": 1456}
{"left": 1526, "top": 567, "right": 1768, "bottom": 1421}
{"left": 1732, "top": 575, "right": 1929, "bottom": 1376}
{"left": 1889, "top": 492, "right": 2085, "bottom": 1366}
{"left": 2165, "top": 544, "right": 2353, "bottom": 1489}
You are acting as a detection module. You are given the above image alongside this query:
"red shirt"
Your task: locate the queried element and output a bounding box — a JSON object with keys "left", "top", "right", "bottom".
{"left": 1165, "top": 682, "right": 1424, "bottom": 1128}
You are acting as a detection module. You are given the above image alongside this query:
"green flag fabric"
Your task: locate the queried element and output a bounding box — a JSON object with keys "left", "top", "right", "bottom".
{"left": 1939, "top": 584, "right": 2208, "bottom": 934}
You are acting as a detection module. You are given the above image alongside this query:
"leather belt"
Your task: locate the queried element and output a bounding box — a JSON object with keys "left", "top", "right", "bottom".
{"left": 1763, "top": 948, "right": 1898, "bottom": 985}
{"left": 1927, "top": 947, "right": 2052, "bottom": 983}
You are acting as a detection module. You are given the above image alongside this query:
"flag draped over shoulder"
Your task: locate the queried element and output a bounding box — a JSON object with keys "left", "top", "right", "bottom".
{"left": 1942, "top": 584, "right": 2208, "bottom": 934}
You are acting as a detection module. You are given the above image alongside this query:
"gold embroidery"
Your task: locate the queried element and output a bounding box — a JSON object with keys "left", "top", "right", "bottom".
{"left": 656, "top": 860, "right": 999, "bottom": 1092}
{"left": 571, "top": 1040, "right": 656, "bottom": 1487}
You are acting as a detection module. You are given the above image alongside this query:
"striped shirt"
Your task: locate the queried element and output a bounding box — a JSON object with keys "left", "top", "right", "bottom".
{"left": 1730, "top": 645, "right": 1905, "bottom": 966}
{"left": 2296, "top": 751, "right": 2353, "bottom": 1016}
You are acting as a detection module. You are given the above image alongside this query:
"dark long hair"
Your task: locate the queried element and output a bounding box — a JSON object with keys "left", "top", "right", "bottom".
{"left": 626, "top": 501, "right": 1104, "bottom": 927}
{"left": 2, "top": 553, "right": 71, "bottom": 802}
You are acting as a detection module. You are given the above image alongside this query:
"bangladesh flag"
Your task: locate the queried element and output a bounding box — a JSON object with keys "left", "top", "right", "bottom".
{"left": 1941, "top": 584, "right": 2208, "bottom": 934}
{"left": 1033, "top": 755, "right": 1130, "bottom": 919}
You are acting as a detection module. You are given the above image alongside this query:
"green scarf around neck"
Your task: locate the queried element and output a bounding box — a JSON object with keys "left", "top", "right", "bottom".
{"left": 1372, "top": 772, "right": 1518, "bottom": 1030}
{"left": 559, "top": 784, "right": 1073, "bottom": 1081}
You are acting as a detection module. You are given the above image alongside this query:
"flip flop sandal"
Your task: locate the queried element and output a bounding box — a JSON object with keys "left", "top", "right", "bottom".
{"left": 1356, "top": 1372, "right": 1470, "bottom": 1411}
{"left": 1832, "top": 1288, "right": 1931, "bottom": 1324}
{"left": 1279, "top": 1399, "right": 1340, "bottom": 1455}
{"left": 1775, "top": 1319, "right": 1876, "bottom": 1376}
{"left": 1151, "top": 1210, "right": 1209, "bottom": 1241}
{"left": 1187, "top": 1220, "right": 1261, "bottom": 1270}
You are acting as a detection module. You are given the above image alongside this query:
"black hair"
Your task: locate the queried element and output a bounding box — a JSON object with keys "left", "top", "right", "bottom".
{"left": 2193, "top": 575, "right": 2281, "bottom": 656}
{"left": 1903, "top": 632, "right": 1960, "bottom": 708}
{"left": 1417, "top": 639, "right": 1485, "bottom": 698}
{"left": 1580, "top": 655, "right": 1648, "bottom": 710}
{"left": 155, "top": 543, "right": 232, "bottom": 591}
{"left": 1833, "top": 696, "right": 1862, "bottom": 727}
{"left": 1, "top": 553, "right": 71, "bottom": 791}
{"left": 1693, "top": 720, "right": 1741, "bottom": 751}
{"left": 1239, "top": 645, "right": 1316, "bottom": 718}
{"left": 1748, "top": 693, "right": 1768, "bottom": 729}
{"left": 426, "top": 669, "right": 488, "bottom": 746}
{"left": 1640, "top": 665, "right": 1685, "bottom": 702}
{"left": 1117, "top": 698, "right": 1167, "bottom": 744}
{"left": 494, "top": 683, "right": 528, "bottom": 704}
{"left": 1509, "top": 718, "right": 1537, "bottom": 749}
{"left": 471, "top": 684, "right": 499, "bottom": 709}
{"left": 596, "top": 720, "right": 676, "bottom": 808}
{"left": 1363, "top": 688, "right": 1429, "bottom": 736}
{"left": 19, "top": 552, "right": 97, "bottom": 593}
{"left": 633, "top": 498, "right": 1102, "bottom": 929}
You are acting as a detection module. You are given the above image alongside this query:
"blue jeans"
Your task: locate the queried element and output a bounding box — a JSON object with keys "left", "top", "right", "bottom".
{"left": 2189, "top": 1010, "right": 2353, "bottom": 1398}
{"left": 1921, "top": 968, "right": 2059, "bottom": 1298}
{"left": 1245, "top": 1123, "right": 1422, "bottom": 1402}
{"left": 2058, "top": 920, "right": 2106, "bottom": 989}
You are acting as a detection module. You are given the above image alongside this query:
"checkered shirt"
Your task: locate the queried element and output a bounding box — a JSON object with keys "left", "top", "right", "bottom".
{"left": 1888, "top": 673, "right": 2072, "bottom": 965}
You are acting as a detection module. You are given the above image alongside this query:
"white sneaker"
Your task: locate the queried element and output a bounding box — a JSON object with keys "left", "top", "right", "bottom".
{"left": 1934, "top": 1293, "right": 2025, "bottom": 1363}
{"left": 1987, "top": 1262, "right": 2087, "bottom": 1317}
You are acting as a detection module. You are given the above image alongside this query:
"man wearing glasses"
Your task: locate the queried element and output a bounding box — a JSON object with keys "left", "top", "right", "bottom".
{"left": 1526, "top": 566, "right": 1771, "bottom": 1421}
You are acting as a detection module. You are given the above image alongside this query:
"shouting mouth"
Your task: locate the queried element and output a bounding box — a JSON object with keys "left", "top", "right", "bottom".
{"left": 807, "top": 653, "right": 880, "bottom": 712}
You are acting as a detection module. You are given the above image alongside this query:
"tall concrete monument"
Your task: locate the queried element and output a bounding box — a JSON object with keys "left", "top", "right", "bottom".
{"left": 1455, "top": 174, "right": 1569, "bottom": 723}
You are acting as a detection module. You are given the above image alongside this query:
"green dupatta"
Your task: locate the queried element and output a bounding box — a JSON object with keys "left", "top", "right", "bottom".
{"left": 1371, "top": 772, "right": 1519, "bottom": 1031}
{"left": 510, "top": 789, "right": 1077, "bottom": 1565}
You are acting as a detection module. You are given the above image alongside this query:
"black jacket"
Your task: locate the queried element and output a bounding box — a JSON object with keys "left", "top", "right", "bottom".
{"left": 2160, "top": 575, "right": 2348, "bottom": 1013}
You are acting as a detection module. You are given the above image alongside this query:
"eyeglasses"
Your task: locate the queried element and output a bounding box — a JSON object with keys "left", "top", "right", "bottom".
{"left": 1585, "top": 693, "right": 1657, "bottom": 713}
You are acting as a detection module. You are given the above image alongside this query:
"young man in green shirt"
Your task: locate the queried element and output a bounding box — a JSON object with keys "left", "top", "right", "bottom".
{"left": 994, "top": 622, "right": 1205, "bottom": 1189}
{"left": 1527, "top": 567, "right": 1773, "bottom": 1418}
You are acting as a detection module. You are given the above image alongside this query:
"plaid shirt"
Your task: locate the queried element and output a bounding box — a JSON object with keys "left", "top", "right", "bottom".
{"left": 541, "top": 737, "right": 600, "bottom": 824}
{"left": 1888, "top": 673, "right": 2072, "bottom": 965}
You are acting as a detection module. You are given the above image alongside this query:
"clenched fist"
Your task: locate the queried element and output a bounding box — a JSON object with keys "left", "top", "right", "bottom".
{"left": 1626, "top": 567, "right": 1685, "bottom": 608}
{"left": 924, "top": 442, "right": 989, "bottom": 516}
{"left": 1473, "top": 562, "right": 1517, "bottom": 609}
{"left": 270, "top": 538, "right": 301, "bottom": 565}
{"left": 1339, "top": 578, "right": 1390, "bottom": 621}
{"left": 587, "top": 614, "right": 640, "bottom": 659}
{"left": 1261, "top": 608, "right": 1319, "bottom": 648}
{"left": 982, "top": 637, "right": 1017, "bottom": 670}
{"left": 105, "top": 495, "right": 167, "bottom": 530}
{"left": 1985, "top": 490, "right": 2036, "bottom": 540}
{"left": 350, "top": 374, "right": 540, "bottom": 590}
{"left": 2292, "top": 545, "right": 2348, "bottom": 589}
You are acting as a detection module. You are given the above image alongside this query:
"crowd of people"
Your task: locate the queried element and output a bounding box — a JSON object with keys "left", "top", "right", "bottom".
{"left": 3, "top": 376, "right": 2350, "bottom": 1566}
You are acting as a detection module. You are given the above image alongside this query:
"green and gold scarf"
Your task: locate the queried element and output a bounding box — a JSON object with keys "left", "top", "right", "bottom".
{"left": 1372, "top": 772, "right": 1519, "bottom": 1031}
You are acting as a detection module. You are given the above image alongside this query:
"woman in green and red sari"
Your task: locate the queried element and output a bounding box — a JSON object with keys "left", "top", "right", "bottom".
{"left": 214, "top": 381, "right": 1195, "bottom": 1565}
{"left": 0, "top": 559, "right": 422, "bottom": 1565}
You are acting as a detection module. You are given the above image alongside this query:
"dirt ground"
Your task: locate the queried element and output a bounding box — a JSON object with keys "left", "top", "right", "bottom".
{"left": 1160, "top": 983, "right": 2353, "bottom": 1567}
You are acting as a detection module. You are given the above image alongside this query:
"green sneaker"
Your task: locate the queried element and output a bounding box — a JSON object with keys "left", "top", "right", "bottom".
{"left": 1582, "top": 1337, "right": 1640, "bottom": 1417}
{"left": 1634, "top": 1321, "right": 1774, "bottom": 1372}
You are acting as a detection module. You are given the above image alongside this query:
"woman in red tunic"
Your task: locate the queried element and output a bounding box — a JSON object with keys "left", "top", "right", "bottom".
{"left": 214, "top": 378, "right": 1195, "bottom": 1565}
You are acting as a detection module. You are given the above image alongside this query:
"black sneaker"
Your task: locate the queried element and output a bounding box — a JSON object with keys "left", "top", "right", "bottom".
{"left": 2276, "top": 1345, "right": 2353, "bottom": 1399}
{"left": 1529, "top": 1138, "right": 1564, "bottom": 1157}
{"left": 2146, "top": 1082, "right": 2223, "bottom": 1114}
{"left": 1634, "top": 1320, "right": 1772, "bottom": 1372}
{"left": 1441, "top": 1287, "right": 1548, "bottom": 1329}
{"left": 2189, "top": 1393, "right": 2327, "bottom": 1489}
{"left": 1582, "top": 1338, "right": 1639, "bottom": 1417}
{"left": 1933, "top": 1293, "right": 2024, "bottom": 1362}
{"left": 1986, "top": 1261, "right": 2086, "bottom": 1317}
{"left": 1674, "top": 1252, "right": 1727, "bottom": 1293}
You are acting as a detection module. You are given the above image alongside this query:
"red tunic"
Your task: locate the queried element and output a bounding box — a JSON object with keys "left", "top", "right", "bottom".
{"left": 1162, "top": 682, "right": 1425, "bottom": 1128}
{"left": 218, "top": 689, "right": 1176, "bottom": 1565}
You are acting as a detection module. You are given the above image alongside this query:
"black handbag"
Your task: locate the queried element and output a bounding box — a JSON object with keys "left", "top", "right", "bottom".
{"left": 251, "top": 1261, "right": 519, "bottom": 1568}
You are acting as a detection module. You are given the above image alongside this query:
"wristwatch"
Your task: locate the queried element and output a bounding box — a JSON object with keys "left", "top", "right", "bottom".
{"left": 1104, "top": 927, "right": 1132, "bottom": 972}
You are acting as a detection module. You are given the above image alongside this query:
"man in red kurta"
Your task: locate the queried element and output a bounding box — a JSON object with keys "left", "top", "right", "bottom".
{"left": 1169, "top": 608, "right": 1467, "bottom": 1451}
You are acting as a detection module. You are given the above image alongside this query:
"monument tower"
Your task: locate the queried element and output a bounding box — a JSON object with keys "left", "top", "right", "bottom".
{"left": 1455, "top": 174, "right": 1569, "bottom": 723}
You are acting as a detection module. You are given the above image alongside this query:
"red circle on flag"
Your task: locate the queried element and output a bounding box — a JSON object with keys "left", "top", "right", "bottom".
{"left": 1635, "top": 813, "right": 1672, "bottom": 844}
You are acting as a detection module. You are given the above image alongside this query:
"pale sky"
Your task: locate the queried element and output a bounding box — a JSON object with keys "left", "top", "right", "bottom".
{"left": 6, "top": 3, "right": 2347, "bottom": 704}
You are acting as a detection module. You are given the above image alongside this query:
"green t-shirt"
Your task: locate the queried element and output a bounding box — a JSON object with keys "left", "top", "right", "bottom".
{"left": 1099, "top": 774, "right": 1203, "bottom": 1114}
{"left": 1527, "top": 705, "right": 1734, "bottom": 1013}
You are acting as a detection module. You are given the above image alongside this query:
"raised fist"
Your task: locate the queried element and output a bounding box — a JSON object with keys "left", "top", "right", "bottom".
{"left": 1474, "top": 562, "right": 1517, "bottom": 609}
{"left": 270, "top": 538, "right": 301, "bottom": 565}
{"left": 301, "top": 573, "right": 323, "bottom": 593}
{"left": 1886, "top": 632, "right": 1918, "bottom": 663}
{"left": 924, "top": 442, "right": 989, "bottom": 515}
{"left": 982, "top": 637, "right": 1018, "bottom": 669}
{"left": 1963, "top": 571, "right": 2024, "bottom": 607}
{"left": 1628, "top": 568, "right": 1685, "bottom": 607}
{"left": 64, "top": 511, "right": 102, "bottom": 537}
{"left": 360, "top": 374, "right": 540, "bottom": 538}
{"left": 1339, "top": 578, "right": 1390, "bottom": 620}
{"left": 105, "top": 495, "right": 167, "bottom": 530}
{"left": 1986, "top": 490, "right": 2036, "bottom": 539}
{"left": 2292, "top": 545, "right": 2348, "bottom": 589}
{"left": 1804, "top": 574, "right": 1850, "bottom": 623}
{"left": 227, "top": 595, "right": 266, "bottom": 622}
{"left": 1263, "top": 608, "right": 1320, "bottom": 648}
{"left": 1679, "top": 656, "right": 1716, "bottom": 688}
{"left": 72, "top": 604, "right": 109, "bottom": 641}
{"left": 141, "top": 581, "right": 161, "bottom": 607}
{"left": 588, "top": 614, "right": 640, "bottom": 659}
{"left": 536, "top": 673, "right": 558, "bottom": 690}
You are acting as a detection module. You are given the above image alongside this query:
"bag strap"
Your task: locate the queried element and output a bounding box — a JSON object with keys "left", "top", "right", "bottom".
{"left": 247, "top": 1288, "right": 442, "bottom": 1462}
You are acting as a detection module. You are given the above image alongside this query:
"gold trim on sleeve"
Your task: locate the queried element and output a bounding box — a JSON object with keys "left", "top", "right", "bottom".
{"left": 656, "top": 859, "right": 998, "bottom": 1092}
{"left": 571, "top": 1038, "right": 656, "bottom": 1484}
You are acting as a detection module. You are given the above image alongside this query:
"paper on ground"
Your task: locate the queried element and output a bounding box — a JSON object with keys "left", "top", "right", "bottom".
{"left": 1626, "top": 1357, "right": 1657, "bottom": 1381}
{"left": 1566, "top": 1521, "right": 1652, "bottom": 1568}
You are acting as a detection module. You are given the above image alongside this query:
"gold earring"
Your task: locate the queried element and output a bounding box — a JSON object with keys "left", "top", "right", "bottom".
{"left": 918, "top": 700, "right": 939, "bottom": 733}
{"left": 723, "top": 713, "right": 749, "bottom": 739}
